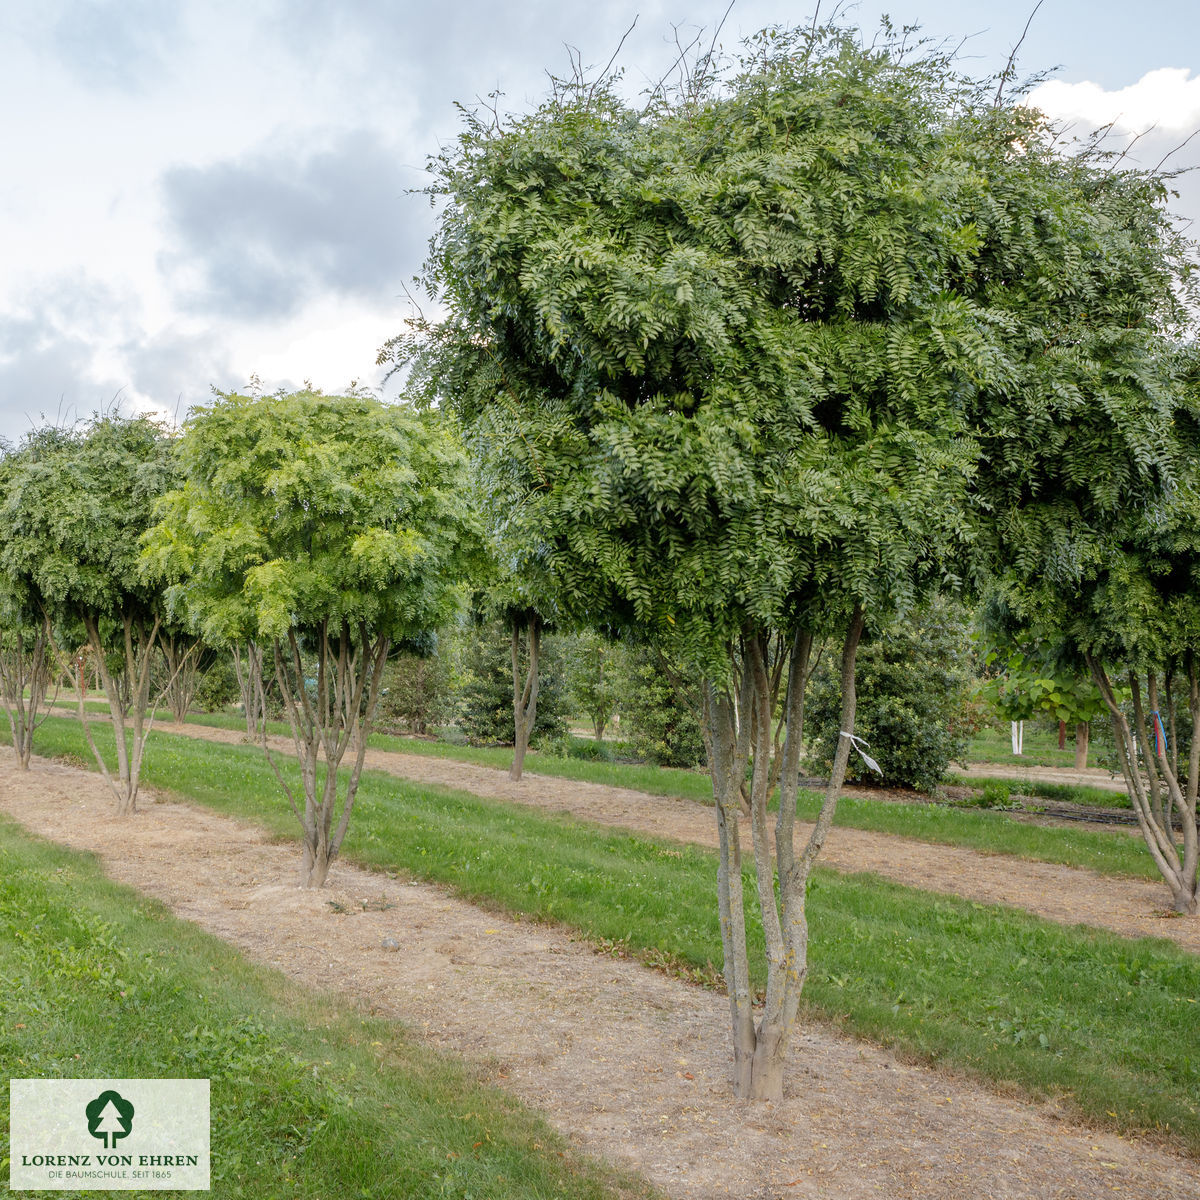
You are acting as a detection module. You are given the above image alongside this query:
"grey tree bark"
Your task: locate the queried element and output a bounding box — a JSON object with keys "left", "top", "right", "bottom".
{"left": 259, "top": 620, "right": 389, "bottom": 888}
{"left": 1088, "top": 654, "right": 1198, "bottom": 914}
{"left": 0, "top": 618, "right": 56, "bottom": 769}
{"left": 233, "top": 641, "right": 266, "bottom": 740}
{"left": 510, "top": 616, "right": 541, "bottom": 782}
{"left": 704, "top": 607, "right": 865, "bottom": 1100}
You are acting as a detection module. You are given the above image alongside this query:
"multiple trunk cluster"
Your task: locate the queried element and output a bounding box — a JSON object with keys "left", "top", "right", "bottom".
{"left": 1088, "top": 655, "right": 1199, "bottom": 914}
{"left": 703, "top": 610, "right": 864, "bottom": 1101}
{"left": 257, "top": 621, "right": 391, "bottom": 888}
{"left": 0, "top": 620, "right": 55, "bottom": 770}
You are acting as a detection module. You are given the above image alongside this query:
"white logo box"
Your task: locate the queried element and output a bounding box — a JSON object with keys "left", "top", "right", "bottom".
{"left": 9, "top": 1079, "right": 209, "bottom": 1192}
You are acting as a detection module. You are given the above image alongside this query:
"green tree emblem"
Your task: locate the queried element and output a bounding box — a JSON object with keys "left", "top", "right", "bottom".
{"left": 86, "top": 1090, "right": 134, "bottom": 1149}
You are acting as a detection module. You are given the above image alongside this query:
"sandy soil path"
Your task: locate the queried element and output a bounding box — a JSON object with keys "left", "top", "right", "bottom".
{"left": 163, "top": 722, "right": 1200, "bottom": 954}
{"left": 2, "top": 755, "right": 1197, "bottom": 1200}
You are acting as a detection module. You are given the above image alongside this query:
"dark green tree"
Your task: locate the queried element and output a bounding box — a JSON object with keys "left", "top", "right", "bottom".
{"left": 0, "top": 417, "right": 176, "bottom": 811}
{"left": 388, "top": 20, "right": 1186, "bottom": 1093}
{"left": 806, "top": 597, "right": 976, "bottom": 793}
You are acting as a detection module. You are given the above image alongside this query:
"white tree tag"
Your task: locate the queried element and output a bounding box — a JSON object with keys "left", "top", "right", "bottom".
{"left": 839, "top": 730, "right": 882, "bottom": 774}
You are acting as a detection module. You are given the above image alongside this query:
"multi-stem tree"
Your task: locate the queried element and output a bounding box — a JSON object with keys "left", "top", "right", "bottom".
{"left": 143, "top": 391, "right": 478, "bottom": 887}
{"left": 388, "top": 23, "right": 1124, "bottom": 1098}
{"left": 0, "top": 418, "right": 176, "bottom": 812}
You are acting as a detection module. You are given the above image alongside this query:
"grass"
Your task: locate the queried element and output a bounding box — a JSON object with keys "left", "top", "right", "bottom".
{"left": 793, "top": 788, "right": 1154, "bottom": 879}
{"left": 14, "top": 716, "right": 1200, "bottom": 1153}
{"left": 949, "top": 774, "right": 1132, "bottom": 810}
{"left": 966, "top": 724, "right": 1101, "bottom": 770}
{"left": 0, "top": 819, "right": 656, "bottom": 1200}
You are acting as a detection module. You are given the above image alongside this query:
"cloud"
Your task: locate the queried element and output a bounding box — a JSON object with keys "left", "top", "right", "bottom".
{"left": 1030, "top": 68, "right": 1200, "bottom": 137}
{"left": 0, "top": 278, "right": 235, "bottom": 443}
{"left": 47, "top": 0, "right": 182, "bottom": 91}
{"left": 159, "top": 129, "right": 431, "bottom": 321}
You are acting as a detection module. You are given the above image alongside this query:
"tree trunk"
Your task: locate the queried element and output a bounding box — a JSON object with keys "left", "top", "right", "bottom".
{"left": 264, "top": 621, "right": 390, "bottom": 888}
{"left": 1057, "top": 719, "right": 1066, "bottom": 750}
{"left": 1088, "top": 655, "right": 1198, "bottom": 914}
{"left": 233, "top": 642, "right": 266, "bottom": 740}
{"left": 704, "top": 609, "right": 864, "bottom": 1102}
{"left": 1074, "top": 722, "right": 1089, "bottom": 770}
{"left": 510, "top": 616, "right": 541, "bottom": 781}
{"left": 0, "top": 620, "right": 55, "bottom": 770}
{"left": 72, "top": 611, "right": 162, "bottom": 816}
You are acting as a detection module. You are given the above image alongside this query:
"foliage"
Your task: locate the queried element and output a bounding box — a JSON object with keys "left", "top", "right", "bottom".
{"left": 561, "top": 631, "right": 622, "bottom": 740}
{"left": 978, "top": 648, "right": 1110, "bottom": 727}
{"left": 384, "top": 13, "right": 1200, "bottom": 1089}
{"left": 143, "top": 390, "right": 479, "bottom": 885}
{"left": 0, "top": 415, "right": 177, "bottom": 809}
{"left": 377, "top": 646, "right": 456, "bottom": 735}
{"left": 192, "top": 654, "right": 241, "bottom": 713}
{"left": 616, "top": 646, "right": 705, "bottom": 768}
{"left": 806, "top": 597, "right": 976, "bottom": 792}
{"left": 0, "top": 418, "right": 175, "bottom": 626}
{"left": 454, "top": 618, "right": 568, "bottom": 746}
{"left": 143, "top": 391, "right": 476, "bottom": 650}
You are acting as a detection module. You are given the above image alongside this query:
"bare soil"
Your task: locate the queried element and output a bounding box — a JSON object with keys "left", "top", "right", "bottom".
{"left": 2, "top": 754, "right": 1199, "bottom": 1199}
{"left": 170, "top": 722, "right": 1200, "bottom": 955}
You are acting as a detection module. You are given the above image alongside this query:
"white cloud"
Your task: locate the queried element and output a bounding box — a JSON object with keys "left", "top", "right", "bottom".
{"left": 1030, "top": 67, "right": 1200, "bottom": 136}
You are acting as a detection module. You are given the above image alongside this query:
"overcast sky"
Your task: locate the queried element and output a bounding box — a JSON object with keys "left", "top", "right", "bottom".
{"left": 1, "top": 0, "right": 1198, "bottom": 442}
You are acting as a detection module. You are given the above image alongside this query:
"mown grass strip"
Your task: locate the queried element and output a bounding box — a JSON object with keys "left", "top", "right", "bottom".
{"left": 17, "top": 716, "right": 1200, "bottom": 1153}
{"left": 0, "top": 819, "right": 656, "bottom": 1200}
{"left": 148, "top": 712, "right": 1161, "bottom": 883}
{"left": 42, "top": 708, "right": 1156, "bottom": 881}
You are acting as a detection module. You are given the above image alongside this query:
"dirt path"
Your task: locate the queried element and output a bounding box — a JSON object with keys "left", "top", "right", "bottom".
{"left": 962, "top": 761, "right": 1127, "bottom": 792}
{"left": 164, "top": 722, "right": 1200, "bottom": 955}
{"left": 2, "top": 756, "right": 1197, "bottom": 1200}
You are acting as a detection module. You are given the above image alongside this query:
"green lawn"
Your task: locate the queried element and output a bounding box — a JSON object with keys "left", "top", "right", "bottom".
{"left": 0, "top": 818, "right": 655, "bottom": 1200}
{"left": 13, "top": 716, "right": 1200, "bottom": 1153}
{"left": 155, "top": 711, "right": 1158, "bottom": 880}
{"left": 966, "top": 723, "right": 1097, "bottom": 769}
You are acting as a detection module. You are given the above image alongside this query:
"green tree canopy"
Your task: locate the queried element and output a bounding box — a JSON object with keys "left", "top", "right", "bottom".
{"left": 143, "top": 390, "right": 480, "bottom": 885}
{"left": 389, "top": 18, "right": 1199, "bottom": 1092}
{"left": 0, "top": 416, "right": 176, "bottom": 810}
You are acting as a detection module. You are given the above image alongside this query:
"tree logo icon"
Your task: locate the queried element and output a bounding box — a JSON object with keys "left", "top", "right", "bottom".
{"left": 85, "top": 1090, "right": 135, "bottom": 1149}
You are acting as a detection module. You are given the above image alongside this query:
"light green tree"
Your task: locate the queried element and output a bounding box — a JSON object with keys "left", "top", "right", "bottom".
{"left": 143, "top": 391, "right": 478, "bottom": 887}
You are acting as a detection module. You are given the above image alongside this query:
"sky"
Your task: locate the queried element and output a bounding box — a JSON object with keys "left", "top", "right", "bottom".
{"left": 1, "top": 0, "right": 1198, "bottom": 443}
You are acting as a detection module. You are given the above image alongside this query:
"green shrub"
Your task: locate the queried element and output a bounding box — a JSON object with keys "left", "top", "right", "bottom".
{"left": 618, "top": 647, "right": 706, "bottom": 768}
{"left": 454, "top": 620, "right": 568, "bottom": 747}
{"left": 193, "top": 654, "right": 240, "bottom": 712}
{"left": 377, "top": 649, "right": 453, "bottom": 735}
{"left": 806, "top": 596, "right": 974, "bottom": 792}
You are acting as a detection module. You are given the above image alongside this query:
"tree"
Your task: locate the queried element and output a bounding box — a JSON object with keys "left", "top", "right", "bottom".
{"left": 564, "top": 632, "right": 620, "bottom": 742}
{"left": 143, "top": 391, "right": 478, "bottom": 887}
{"left": 454, "top": 614, "right": 568, "bottom": 747}
{"left": 0, "top": 589, "right": 55, "bottom": 771}
{"left": 958, "top": 101, "right": 1199, "bottom": 909}
{"left": 616, "top": 644, "right": 706, "bottom": 768}
{"left": 390, "top": 24, "right": 1080, "bottom": 1098}
{"left": 0, "top": 418, "right": 176, "bottom": 812}
{"left": 978, "top": 646, "right": 1109, "bottom": 769}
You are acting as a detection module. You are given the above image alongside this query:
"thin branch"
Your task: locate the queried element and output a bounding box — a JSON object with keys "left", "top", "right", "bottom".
{"left": 994, "top": 0, "right": 1045, "bottom": 107}
{"left": 587, "top": 15, "right": 638, "bottom": 106}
